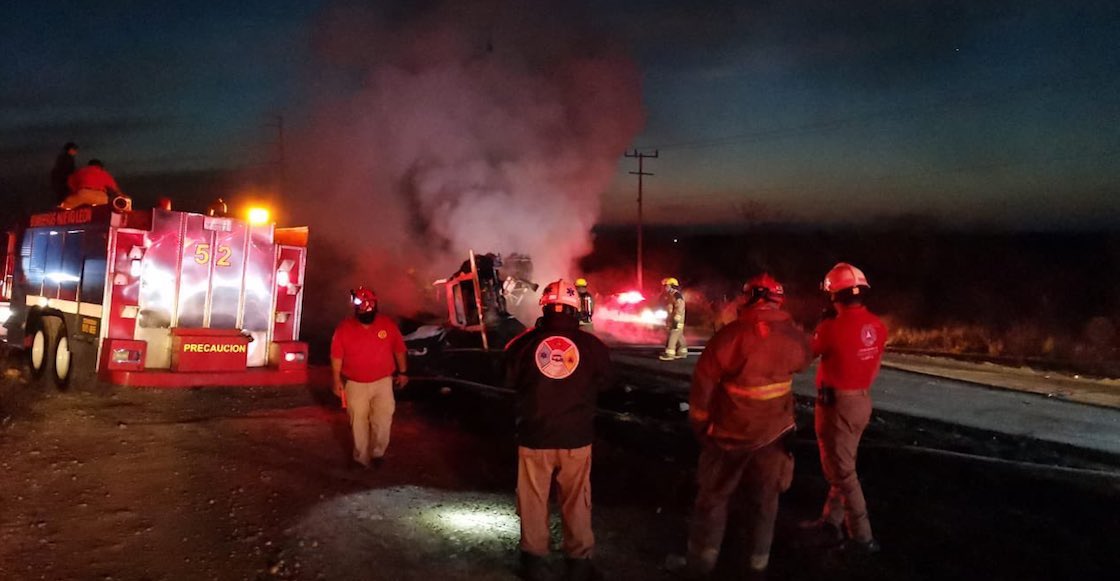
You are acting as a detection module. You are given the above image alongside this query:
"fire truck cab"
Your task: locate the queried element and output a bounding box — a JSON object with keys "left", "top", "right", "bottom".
{"left": 0, "top": 203, "right": 308, "bottom": 388}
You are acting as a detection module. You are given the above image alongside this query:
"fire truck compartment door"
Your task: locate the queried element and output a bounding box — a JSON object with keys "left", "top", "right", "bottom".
{"left": 136, "top": 211, "right": 183, "bottom": 368}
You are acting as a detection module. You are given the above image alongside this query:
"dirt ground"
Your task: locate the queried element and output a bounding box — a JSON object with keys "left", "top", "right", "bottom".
{"left": 2, "top": 359, "right": 1119, "bottom": 581}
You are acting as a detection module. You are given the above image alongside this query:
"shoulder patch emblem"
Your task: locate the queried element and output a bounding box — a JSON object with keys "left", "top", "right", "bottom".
{"left": 535, "top": 335, "right": 581, "bottom": 380}
{"left": 377, "top": 330, "right": 388, "bottom": 340}
{"left": 860, "top": 324, "right": 876, "bottom": 347}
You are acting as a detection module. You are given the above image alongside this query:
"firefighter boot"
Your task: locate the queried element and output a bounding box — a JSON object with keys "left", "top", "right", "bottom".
{"left": 659, "top": 350, "right": 677, "bottom": 361}
{"left": 565, "top": 558, "right": 603, "bottom": 581}
{"left": 842, "top": 538, "right": 881, "bottom": 556}
{"left": 520, "top": 552, "right": 549, "bottom": 581}
{"left": 797, "top": 518, "right": 844, "bottom": 548}
{"left": 665, "top": 552, "right": 715, "bottom": 580}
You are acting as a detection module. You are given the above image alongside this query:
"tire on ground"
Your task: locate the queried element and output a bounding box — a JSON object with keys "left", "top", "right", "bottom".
{"left": 28, "top": 319, "right": 52, "bottom": 383}
{"left": 51, "top": 321, "right": 72, "bottom": 390}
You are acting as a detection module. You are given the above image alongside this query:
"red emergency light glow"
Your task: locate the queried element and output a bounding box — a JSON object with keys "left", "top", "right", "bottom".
{"left": 617, "top": 290, "right": 645, "bottom": 305}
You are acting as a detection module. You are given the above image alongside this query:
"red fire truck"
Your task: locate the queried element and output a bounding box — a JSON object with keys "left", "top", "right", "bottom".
{"left": 0, "top": 202, "right": 308, "bottom": 388}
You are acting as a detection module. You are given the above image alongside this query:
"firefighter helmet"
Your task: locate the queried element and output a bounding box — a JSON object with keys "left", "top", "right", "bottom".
{"left": 822, "top": 263, "right": 869, "bottom": 294}
{"left": 743, "top": 273, "right": 785, "bottom": 304}
{"left": 661, "top": 277, "right": 680, "bottom": 288}
{"left": 351, "top": 287, "right": 377, "bottom": 313}
{"left": 575, "top": 277, "right": 588, "bottom": 288}
{"left": 539, "top": 279, "right": 581, "bottom": 309}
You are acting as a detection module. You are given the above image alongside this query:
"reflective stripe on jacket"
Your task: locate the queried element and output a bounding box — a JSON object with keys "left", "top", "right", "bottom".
{"left": 690, "top": 303, "right": 811, "bottom": 450}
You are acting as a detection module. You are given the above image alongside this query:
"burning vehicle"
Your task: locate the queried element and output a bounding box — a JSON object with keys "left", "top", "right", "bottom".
{"left": 403, "top": 251, "right": 535, "bottom": 386}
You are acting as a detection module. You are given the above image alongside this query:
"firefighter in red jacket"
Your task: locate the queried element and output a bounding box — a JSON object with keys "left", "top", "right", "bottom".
{"left": 504, "top": 279, "right": 613, "bottom": 581}
{"left": 802, "top": 263, "right": 886, "bottom": 554}
{"left": 61, "top": 159, "right": 122, "bottom": 209}
{"left": 679, "top": 273, "right": 812, "bottom": 578}
{"left": 330, "top": 286, "right": 408, "bottom": 469}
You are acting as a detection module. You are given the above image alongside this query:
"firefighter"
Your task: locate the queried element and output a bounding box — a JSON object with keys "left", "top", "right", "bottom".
{"left": 801, "top": 263, "right": 886, "bottom": 554}
{"left": 676, "top": 273, "right": 811, "bottom": 578}
{"left": 659, "top": 277, "right": 687, "bottom": 361}
{"left": 330, "top": 286, "right": 408, "bottom": 469}
{"left": 61, "top": 159, "right": 122, "bottom": 209}
{"left": 574, "top": 277, "right": 594, "bottom": 326}
{"left": 50, "top": 142, "right": 78, "bottom": 205}
{"left": 206, "top": 197, "right": 228, "bottom": 217}
{"left": 504, "top": 279, "right": 612, "bottom": 581}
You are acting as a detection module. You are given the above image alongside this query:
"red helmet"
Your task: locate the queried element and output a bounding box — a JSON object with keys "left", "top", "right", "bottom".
{"left": 351, "top": 286, "right": 377, "bottom": 313}
{"left": 539, "top": 279, "right": 580, "bottom": 309}
{"left": 822, "top": 263, "right": 869, "bottom": 294}
{"left": 743, "top": 273, "right": 785, "bottom": 304}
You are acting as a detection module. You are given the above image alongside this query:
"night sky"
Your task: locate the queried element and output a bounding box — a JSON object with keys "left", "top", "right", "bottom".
{"left": 2, "top": 0, "right": 1118, "bottom": 228}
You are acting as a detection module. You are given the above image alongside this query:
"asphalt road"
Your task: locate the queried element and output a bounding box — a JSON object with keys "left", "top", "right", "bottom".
{"left": 615, "top": 351, "right": 1120, "bottom": 458}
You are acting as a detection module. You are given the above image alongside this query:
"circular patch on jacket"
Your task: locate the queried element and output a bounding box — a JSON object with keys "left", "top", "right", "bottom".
{"left": 378, "top": 330, "right": 388, "bottom": 339}
{"left": 860, "top": 324, "right": 877, "bottom": 347}
{"left": 535, "top": 336, "right": 580, "bottom": 379}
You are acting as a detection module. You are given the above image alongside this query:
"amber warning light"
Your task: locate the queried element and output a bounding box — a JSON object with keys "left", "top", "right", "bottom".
{"left": 247, "top": 207, "right": 270, "bottom": 225}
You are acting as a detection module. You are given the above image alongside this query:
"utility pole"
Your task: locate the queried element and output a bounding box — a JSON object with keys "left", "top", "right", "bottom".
{"left": 625, "top": 149, "right": 658, "bottom": 291}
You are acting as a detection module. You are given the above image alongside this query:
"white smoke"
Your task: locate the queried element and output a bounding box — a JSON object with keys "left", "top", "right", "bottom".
{"left": 292, "top": 0, "right": 644, "bottom": 321}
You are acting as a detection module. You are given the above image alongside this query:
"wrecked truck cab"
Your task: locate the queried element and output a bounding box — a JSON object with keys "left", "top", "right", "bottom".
{"left": 403, "top": 251, "right": 531, "bottom": 388}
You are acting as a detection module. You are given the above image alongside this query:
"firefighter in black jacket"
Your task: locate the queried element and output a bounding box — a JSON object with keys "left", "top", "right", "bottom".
{"left": 504, "top": 279, "right": 613, "bottom": 581}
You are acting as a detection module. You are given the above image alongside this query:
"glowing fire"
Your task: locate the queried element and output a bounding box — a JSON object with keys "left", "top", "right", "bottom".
{"left": 596, "top": 289, "right": 668, "bottom": 328}
{"left": 617, "top": 290, "right": 645, "bottom": 305}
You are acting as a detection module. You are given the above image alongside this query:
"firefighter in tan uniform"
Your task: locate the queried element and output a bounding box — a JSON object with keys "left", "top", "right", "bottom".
{"left": 330, "top": 287, "right": 408, "bottom": 469}
{"left": 659, "top": 277, "right": 687, "bottom": 360}
{"left": 801, "top": 263, "right": 886, "bottom": 554}
{"left": 574, "top": 277, "right": 594, "bottom": 327}
{"left": 678, "top": 273, "right": 811, "bottom": 578}
{"left": 504, "top": 280, "right": 613, "bottom": 581}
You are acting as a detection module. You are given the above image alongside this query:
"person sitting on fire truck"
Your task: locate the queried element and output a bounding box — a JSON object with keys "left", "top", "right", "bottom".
{"left": 574, "top": 277, "right": 594, "bottom": 326}
{"left": 331, "top": 286, "right": 408, "bottom": 469}
{"left": 61, "top": 159, "right": 122, "bottom": 210}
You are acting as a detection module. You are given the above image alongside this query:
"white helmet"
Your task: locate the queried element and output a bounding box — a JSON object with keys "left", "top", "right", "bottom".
{"left": 822, "top": 263, "right": 870, "bottom": 293}
{"left": 539, "top": 279, "right": 580, "bottom": 309}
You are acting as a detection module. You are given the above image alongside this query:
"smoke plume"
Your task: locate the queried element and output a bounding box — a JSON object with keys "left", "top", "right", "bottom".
{"left": 291, "top": 0, "right": 644, "bottom": 324}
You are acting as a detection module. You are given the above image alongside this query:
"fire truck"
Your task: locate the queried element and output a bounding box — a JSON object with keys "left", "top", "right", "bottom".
{"left": 0, "top": 201, "right": 308, "bottom": 388}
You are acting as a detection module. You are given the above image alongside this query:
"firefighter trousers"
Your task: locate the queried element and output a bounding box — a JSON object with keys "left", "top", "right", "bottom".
{"left": 345, "top": 377, "right": 395, "bottom": 465}
{"left": 664, "top": 326, "right": 687, "bottom": 357}
{"left": 815, "top": 389, "right": 873, "bottom": 542}
{"left": 59, "top": 188, "right": 110, "bottom": 210}
{"left": 687, "top": 438, "right": 793, "bottom": 573}
{"left": 516, "top": 445, "right": 594, "bottom": 559}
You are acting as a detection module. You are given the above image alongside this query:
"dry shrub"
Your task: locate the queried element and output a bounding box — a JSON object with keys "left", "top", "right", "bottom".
{"left": 1004, "top": 323, "right": 1049, "bottom": 358}
{"left": 889, "top": 324, "right": 996, "bottom": 355}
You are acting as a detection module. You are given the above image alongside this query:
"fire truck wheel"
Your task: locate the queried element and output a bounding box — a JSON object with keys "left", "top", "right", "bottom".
{"left": 52, "top": 329, "right": 72, "bottom": 389}
{"left": 28, "top": 325, "right": 50, "bottom": 381}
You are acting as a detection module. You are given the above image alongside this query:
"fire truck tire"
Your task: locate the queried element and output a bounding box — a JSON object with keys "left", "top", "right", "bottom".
{"left": 28, "top": 325, "right": 50, "bottom": 381}
{"left": 52, "top": 328, "right": 72, "bottom": 390}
